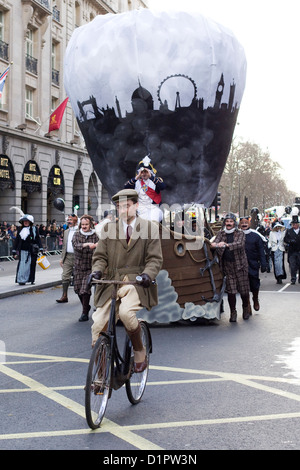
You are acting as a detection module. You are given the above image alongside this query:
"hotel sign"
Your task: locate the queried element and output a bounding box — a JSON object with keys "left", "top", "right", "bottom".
{"left": 0, "top": 155, "right": 15, "bottom": 191}
{"left": 48, "top": 165, "right": 65, "bottom": 195}
{"left": 22, "top": 160, "right": 42, "bottom": 193}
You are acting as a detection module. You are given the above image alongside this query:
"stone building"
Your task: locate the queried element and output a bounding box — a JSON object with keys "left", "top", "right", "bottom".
{"left": 0, "top": 0, "right": 148, "bottom": 227}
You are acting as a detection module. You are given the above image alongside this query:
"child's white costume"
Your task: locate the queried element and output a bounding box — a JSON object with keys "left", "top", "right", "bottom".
{"left": 124, "top": 156, "right": 166, "bottom": 222}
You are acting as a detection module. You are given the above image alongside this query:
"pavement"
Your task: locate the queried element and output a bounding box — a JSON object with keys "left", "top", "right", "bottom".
{"left": 0, "top": 253, "right": 63, "bottom": 299}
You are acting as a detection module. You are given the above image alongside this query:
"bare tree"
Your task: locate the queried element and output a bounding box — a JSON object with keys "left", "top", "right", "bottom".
{"left": 217, "top": 139, "right": 296, "bottom": 216}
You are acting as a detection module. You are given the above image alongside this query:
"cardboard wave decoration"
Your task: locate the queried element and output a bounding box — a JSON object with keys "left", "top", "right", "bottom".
{"left": 64, "top": 9, "right": 247, "bottom": 207}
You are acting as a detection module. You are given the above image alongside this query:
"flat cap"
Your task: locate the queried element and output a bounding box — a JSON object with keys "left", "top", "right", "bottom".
{"left": 112, "top": 189, "right": 138, "bottom": 202}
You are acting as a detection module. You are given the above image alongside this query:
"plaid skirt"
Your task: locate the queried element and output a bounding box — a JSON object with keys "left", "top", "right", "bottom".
{"left": 223, "top": 260, "right": 250, "bottom": 295}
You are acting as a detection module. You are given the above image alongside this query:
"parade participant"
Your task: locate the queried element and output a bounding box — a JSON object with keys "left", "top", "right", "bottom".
{"left": 268, "top": 222, "right": 286, "bottom": 284}
{"left": 72, "top": 215, "right": 98, "bottom": 321}
{"left": 211, "top": 213, "right": 250, "bottom": 322}
{"left": 12, "top": 214, "right": 43, "bottom": 286}
{"left": 56, "top": 214, "right": 78, "bottom": 303}
{"left": 124, "top": 155, "right": 166, "bottom": 222}
{"left": 284, "top": 215, "right": 300, "bottom": 284}
{"left": 239, "top": 216, "right": 267, "bottom": 311}
{"left": 89, "top": 188, "right": 163, "bottom": 372}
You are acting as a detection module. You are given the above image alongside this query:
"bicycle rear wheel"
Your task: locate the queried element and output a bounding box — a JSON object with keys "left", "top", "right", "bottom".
{"left": 85, "top": 335, "right": 112, "bottom": 429}
{"left": 125, "top": 321, "right": 151, "bottom": 404}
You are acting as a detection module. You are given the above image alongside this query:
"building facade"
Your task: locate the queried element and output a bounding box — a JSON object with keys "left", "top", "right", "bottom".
{"left": 0, "top": 0, "right": 148, "bottom": 230}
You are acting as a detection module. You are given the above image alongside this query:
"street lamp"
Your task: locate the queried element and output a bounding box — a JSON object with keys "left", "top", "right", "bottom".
{"left": 237, "top": 170, "right": 241, "bottom": 216}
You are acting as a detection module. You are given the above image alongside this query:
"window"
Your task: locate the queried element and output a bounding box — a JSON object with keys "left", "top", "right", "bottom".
{"left": 25, "top": 29, "right": 37, "bottom": 75}
{"left": 25, "top": 88, "right": 33, "bottom": 119}
{"left": 51, "top": 42, "right": 59, "bottom": 85}
{"left": 26, "top": 29, "right": 33, "bottom": 57}
{"left": 0, "top": 12, "right": 3, "bottom": 41}
{"left": 0, "top": 10, "right": 9, "bottom": 61}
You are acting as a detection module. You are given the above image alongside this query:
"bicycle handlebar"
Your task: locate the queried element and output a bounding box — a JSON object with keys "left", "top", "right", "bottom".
{"left": 91, "top": 276, "right": 156, "bottom": 286}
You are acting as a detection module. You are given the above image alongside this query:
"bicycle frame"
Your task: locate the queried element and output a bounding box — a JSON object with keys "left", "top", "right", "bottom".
{"left": 95, "top": 280, "right": 135, "bottom": 391}
{"left": 85, "top": 277, "right": 153, "bottom": 428}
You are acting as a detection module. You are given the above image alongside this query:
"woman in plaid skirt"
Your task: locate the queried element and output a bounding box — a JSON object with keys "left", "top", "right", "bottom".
{"left": 211, "top": 213, "right": 250, "bottom": 322}
{"left": 72, "top": 215, "right": 98, "bottom": 322}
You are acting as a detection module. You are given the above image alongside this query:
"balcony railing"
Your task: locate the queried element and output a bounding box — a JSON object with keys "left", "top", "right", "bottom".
{"left": 26, "top": 54, "right": 38, "bottom": 75}
{"left": 35, "top": 0, "right": 50, "bottom": 8}
{"left": 52, "top": 6, "right": 60, "bottom": 22}
{"left": 52, "top": 68, "right": 59, "bottom": 86}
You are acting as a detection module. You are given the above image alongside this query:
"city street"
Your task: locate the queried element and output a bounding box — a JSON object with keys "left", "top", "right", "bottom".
{"left": 0, "top": 262, "right": 300, "bottom": 452}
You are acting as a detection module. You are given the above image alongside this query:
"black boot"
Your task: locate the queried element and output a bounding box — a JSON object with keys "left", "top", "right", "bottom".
{"left": 229, "top": 310, "right": 237, "bottom": 322}
{"left": 241, "top": 294, "right": 250, "bottom": 320}
{"left": 252, "top": 290, "right": 260, "bottom": 311}
{"left": 78, "top": 293, "right": 91, "bottom": 322}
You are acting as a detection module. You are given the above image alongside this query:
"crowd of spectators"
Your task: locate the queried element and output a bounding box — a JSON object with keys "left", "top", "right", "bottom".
{"left": 0, "top": 220, "right": 66, "bottom": 258}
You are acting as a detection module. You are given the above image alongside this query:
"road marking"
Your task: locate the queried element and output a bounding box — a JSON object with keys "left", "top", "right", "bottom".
{"left": 261, "top": 290, "right": 300, "bottom": 293}
{"left": 1, "top": 352, "right": 300, "bottom": 449}
{"left": 1, "top": 412, "right": 300, "bottom": 442}
{"left": 0, "top": 361, "right": 162, "bottom": 450}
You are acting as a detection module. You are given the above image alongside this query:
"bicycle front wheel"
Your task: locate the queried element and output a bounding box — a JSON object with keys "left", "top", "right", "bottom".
{"left": 125, "top": 321, "right": 151, "bottom": 404}
{"left": 85, "top": 335, "right": 112, "bottom": 429}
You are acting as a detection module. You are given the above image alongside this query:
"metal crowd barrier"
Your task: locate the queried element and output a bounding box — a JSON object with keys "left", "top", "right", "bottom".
{"left": 0, "top": 237, "right": 62, "bottom": 261}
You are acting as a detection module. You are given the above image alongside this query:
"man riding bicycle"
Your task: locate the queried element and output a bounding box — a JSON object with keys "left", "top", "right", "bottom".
{"left": 89, "top": 189, "right": 163, "bottom": 373}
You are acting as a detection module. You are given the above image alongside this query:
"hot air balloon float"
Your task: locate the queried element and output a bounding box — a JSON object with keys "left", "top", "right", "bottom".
{"left": 64, "top": 9, "right": 247, "bottom": 324}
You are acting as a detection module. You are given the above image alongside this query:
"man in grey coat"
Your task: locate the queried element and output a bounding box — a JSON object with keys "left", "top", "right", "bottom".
{"left": 90, "top": 189, "right": 163, "bottom": 372}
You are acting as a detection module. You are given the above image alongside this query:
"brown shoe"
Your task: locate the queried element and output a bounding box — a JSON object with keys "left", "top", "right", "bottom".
{"left": 56, "top": 296, "right": 68, "bottom": 303}
{"left": 134, "top": 357, "right": 148, "bottom": 373}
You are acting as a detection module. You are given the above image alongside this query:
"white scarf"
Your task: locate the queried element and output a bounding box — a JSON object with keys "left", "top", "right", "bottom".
{"left": 80, "top": 228, "right": 95, "bottom": 237}
{"left": 19, "top": 227, "right": 30, "bottom": 240}
{"left": 224, "top": 227, "right": 235, "bottom": 234}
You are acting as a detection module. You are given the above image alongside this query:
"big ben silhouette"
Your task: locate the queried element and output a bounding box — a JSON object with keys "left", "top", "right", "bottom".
{"left": 214, "top": 73, "right": 224, "bottom": 109}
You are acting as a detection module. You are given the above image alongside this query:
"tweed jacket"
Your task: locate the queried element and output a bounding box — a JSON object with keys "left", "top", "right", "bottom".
{"left": 72, "top": 230, "right": 99, "bottom": 295}
{"left": 214, "top": 229, "right": 248, "bottom": 272}
{"left": 92, "top": 216, "right": 163, "bottom": 310}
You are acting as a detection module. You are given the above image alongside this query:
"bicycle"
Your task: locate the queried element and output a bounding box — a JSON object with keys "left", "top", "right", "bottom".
{"left": 85, "top": 276, "right": 153, "bottom": 429}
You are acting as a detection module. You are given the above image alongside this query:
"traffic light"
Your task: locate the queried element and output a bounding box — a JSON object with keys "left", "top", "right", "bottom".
{"left": 212, "top": 192, "right": 221, "bottom": 208}
{"left": 73, "top": 195, "right": 80, "bottom": 210}
{"left": 212, "top": 192, "right": 221, "bottom": 220}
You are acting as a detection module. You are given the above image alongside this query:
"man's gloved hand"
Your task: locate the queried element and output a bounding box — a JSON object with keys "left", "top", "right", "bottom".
{"left": 87, "top": 271, "right": 102, "bottom": 289}
{"left": 138, "top": 273, "right": 151, "bottom": 288}
{"left": 261, "top": 266, "right": 267, "bottom": 273}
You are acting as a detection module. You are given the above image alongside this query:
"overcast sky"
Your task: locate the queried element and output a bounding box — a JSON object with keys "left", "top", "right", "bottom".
{"left": 148, "top": 0, "right": 300, "bottom": 195}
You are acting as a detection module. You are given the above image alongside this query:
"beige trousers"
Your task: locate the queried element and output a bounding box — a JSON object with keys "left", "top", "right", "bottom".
{"left": 61, "top": 253, "right": 74, "bottom": 283}
{"left": 91, "top": 283, "right": 142, "bottom": 344}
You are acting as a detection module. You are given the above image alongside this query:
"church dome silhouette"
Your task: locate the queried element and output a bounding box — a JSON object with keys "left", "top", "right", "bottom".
{"left": 131, "top": 85, "right": 154, "bottom": 110}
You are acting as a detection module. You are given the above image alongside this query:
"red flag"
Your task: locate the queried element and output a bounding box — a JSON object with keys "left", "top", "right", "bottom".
{"left": 48, "top": 98, "right": 69, "bottom": 132}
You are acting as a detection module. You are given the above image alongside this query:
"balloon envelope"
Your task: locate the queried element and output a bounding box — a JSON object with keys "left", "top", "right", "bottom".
{"left": 53, "top": 197, "right": 65, "bottom": 212}
{"left": 64, "top": 9, "right": 247, "bottom": 207}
